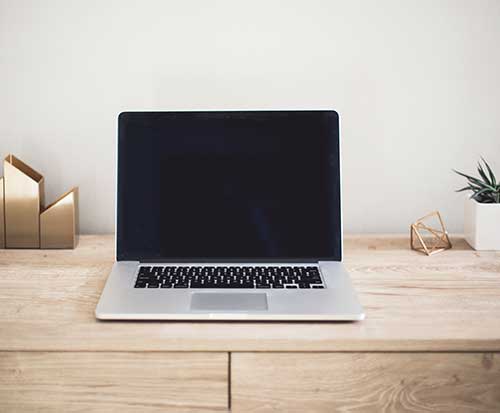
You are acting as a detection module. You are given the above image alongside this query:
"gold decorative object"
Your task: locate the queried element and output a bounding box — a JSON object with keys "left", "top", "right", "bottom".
{"left": 0, "top": 177, "right": 4, "bottom": 248}
{"left": 410, "top": 211, "right": 452, "bottom": 256}
{"left": 0, "top": 154, "right": 78, "bottom": 249}
{"left": 40, "top": 188, "right": 79, "bottom": 249}
{"left": 4, "top": 155, "right": 45, "bottom": 248}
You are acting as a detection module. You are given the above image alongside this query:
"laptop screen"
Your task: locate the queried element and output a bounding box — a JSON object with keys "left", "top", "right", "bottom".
{"left": 117, "top": 111, "right": 341, "bottom": 261}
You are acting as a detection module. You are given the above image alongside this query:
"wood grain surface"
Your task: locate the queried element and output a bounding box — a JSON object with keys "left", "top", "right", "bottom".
{"left": 231, "top": 352, "right": 500, "bottom": 413}
{"left": 0, "top": 352, "right": 228, "bottom": 412}
{"left": 0, "top": 234, "right": 499, "bottom": 352}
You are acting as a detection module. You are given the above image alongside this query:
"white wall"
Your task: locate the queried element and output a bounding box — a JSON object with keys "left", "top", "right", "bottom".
{"left": 1, "top": 0, "right": 499, "bottom": 234}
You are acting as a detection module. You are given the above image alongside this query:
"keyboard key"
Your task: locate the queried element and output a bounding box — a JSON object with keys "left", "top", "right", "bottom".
{"left": 138, "top": 267, "right": 150, "bottom": 275}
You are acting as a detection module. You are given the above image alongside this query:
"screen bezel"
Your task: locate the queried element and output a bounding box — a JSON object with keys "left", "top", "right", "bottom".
{"left": 116, "top": 110, "right": 342, "bottom": 262}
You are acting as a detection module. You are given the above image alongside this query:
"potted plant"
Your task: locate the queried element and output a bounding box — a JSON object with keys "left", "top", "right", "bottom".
{"left": 454, "top": 158, "right": 500, "bottom": 250}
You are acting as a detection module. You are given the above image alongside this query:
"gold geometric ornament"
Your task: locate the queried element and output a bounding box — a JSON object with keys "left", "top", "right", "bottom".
{"left": 0, "top": 176, "right": 4, "bottom": 248}
{"left": 0, "top": 154, "right": 78, "bottom": 249}
{"left": 4, "top": 154, "right": 45, "bottom": 248}
{"left": 410, "top": 211, "right": 452, "bottom": 256}
{"left": 40, "top": 187, "right": 79, "bottom": 249}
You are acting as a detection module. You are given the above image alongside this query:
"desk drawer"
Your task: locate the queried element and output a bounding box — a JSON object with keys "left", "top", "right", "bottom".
{"left": 0, "top": 352, "right": 228, "bottom": 412}
{"left": 232, "top": 352, "right": 500, "bottom": 412}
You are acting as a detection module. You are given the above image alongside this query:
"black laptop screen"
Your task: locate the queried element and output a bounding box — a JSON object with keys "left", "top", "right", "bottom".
{"left": 117, "top": 111, "right": 341, "bottom": 261}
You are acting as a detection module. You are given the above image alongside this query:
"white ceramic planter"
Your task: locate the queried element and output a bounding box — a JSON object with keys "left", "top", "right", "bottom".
{"left": 464, "top": 197, "right": 500, "bottom": 250}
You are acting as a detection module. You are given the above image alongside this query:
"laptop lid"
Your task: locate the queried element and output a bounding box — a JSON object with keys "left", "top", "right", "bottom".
{"left": 116, "top": 111, "right": 341, "bottom": 262}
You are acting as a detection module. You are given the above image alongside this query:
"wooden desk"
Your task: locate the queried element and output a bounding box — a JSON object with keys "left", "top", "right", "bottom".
{"left": 1, "top": 235, "right": 499, "bottom": 412}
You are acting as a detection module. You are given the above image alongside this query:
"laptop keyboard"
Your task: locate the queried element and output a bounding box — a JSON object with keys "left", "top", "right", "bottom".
{"left": 134, "top": 266, "right": 325, "bottom": 289}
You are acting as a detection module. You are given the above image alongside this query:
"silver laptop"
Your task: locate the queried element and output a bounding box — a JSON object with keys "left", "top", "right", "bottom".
{"left": 96, "top": 110, "right": 364, "bottom": 320}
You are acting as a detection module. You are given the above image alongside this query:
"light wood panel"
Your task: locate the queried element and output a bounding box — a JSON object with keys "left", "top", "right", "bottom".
{"left": 0, "top": 235, "right": 499, "bottom": 351}
{"left": 0, "top": 352, "right": 228, "bottom": 412}
{"left": 231, "top": 352, "right": 500, "bottom": 413}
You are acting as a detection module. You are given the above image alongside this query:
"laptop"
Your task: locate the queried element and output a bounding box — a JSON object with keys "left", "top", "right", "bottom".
{"left": 95, "top": 110, "right": 364, "bottom": 320}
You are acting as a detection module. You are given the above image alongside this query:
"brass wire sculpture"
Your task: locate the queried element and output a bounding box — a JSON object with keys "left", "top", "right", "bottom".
{"left": 410, "top": 211, "right": 452, "bottom": 256}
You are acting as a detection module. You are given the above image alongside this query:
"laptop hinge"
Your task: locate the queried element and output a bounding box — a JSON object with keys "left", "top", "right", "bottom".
{"left": 139, "top": 258, "right": 320, "bottom": 264}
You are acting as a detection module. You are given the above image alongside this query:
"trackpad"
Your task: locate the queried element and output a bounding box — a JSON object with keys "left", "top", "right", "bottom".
{"left": 191, "top": 293, "right": 268, "bottom": 312}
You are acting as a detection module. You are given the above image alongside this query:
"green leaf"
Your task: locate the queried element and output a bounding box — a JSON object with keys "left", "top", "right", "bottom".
{"left": 468, "top": 183, "right": 484, "bottom": 191}
{"left": 453, "top": 169, "right": 472, "bottom": 179}
{"left": 453, "top": 169, "right": 481, "bottom": 182}
{"left": 468, "top": 178, "right": 491, "bottom": 189}
{"left": 471, "top": 187, "right": 492, "bottom": 200}
{"left": 453, "top": 169, "right": 497, "bottom": 191}
{"left": 481, "top": 157, "right": 497, "bottom": 186}
{"left": 477, "top": 162, "right": 492, "bottom": 186}
{"left": 455, "top": 186, "right": 472, "bottom": 193}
